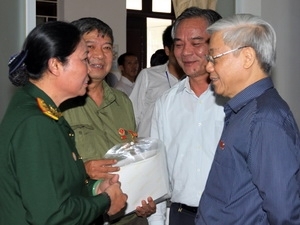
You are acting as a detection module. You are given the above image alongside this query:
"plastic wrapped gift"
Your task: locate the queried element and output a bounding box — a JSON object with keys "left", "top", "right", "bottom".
{"left": 104, "top": 137, "right": 170, "bottom": 215}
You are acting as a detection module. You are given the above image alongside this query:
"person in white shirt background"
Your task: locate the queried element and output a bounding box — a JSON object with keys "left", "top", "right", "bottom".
{"left": 114, "top": 52, "right": 139, "bottom": 96}
{"left": 129, "top": 24, "right": 185, "bottom": 138}
{"left": 151, "top": 7, "right": 226, "bottom": 225}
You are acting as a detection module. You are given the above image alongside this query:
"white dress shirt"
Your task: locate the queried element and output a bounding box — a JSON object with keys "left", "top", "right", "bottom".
{"left": 129, "top": 62, "right": 180, "bottom": 138}
{"left": 149, "top": 77, "right": 226, "bottom": 224}
{"left": 114, "top": 76, "right": 135, "bottom": 96}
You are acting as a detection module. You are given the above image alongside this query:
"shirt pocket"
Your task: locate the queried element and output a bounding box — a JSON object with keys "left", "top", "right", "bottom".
{"left": 71, "top": 124, "right": 104, "bottom": 161}
{"left": 204, "top": 148, "right": 235, "bottom": 205}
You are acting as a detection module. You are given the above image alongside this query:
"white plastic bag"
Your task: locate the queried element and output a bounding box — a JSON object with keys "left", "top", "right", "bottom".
{"left": 104, "top": 137, "right": 170, "bottom": 215}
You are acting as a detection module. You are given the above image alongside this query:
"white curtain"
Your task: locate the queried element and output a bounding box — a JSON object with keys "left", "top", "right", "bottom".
{"left": 172, "top": 0, "right": 218, "bottom": 18}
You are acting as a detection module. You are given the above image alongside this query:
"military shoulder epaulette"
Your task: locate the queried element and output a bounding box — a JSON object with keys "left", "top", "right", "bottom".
{"left": 36, "top": 97, "right": 62, "bottom": 120}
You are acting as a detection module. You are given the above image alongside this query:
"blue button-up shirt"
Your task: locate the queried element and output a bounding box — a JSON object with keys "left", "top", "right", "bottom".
{"left": 196, "top": 77, "right": 300, "bottom": 225}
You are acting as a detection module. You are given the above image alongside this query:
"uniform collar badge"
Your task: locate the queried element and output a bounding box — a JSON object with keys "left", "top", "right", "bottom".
{"left": 36, "top": 97, "right": 62, "bottom": 120}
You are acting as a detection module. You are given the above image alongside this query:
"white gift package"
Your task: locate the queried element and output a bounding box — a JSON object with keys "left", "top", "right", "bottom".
{"left": 104, "top": 137, "right": 170, "bottom": 215}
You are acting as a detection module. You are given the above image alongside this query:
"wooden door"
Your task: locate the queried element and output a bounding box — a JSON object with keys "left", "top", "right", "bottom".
{"left": 126, "top": 16, "right": 147, "bottom": 70}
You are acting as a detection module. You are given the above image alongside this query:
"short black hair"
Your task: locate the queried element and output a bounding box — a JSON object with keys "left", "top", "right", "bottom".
{"left": 162, "top": 25, "right": 173, "bottom": 49}
{"left": 72, "top": 17, "right": 114, "bottom": 44}
{"left": 9, "top": 21, "right": 81, "bottom": 86}
{"left": 117, "top": 52, "right": 137, "bottom": 66}
{"left": 172, "top": 7, "right": 222, "bottom": 38}
{"left": 150, "top": 49, "right": 168, "bottom": 67}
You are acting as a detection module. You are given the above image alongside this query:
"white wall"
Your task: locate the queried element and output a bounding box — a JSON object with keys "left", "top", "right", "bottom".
{"left": 236, "top": 0, "right": 261, "bottom": 16}
{"left": 0, "top": 0, "right": 36, "bottom": 121}
{"left": 216, "top": 0, "right": 235, "bottom": 17}
{"left": 236, "top": 0, "right": 300, "bottom": 124}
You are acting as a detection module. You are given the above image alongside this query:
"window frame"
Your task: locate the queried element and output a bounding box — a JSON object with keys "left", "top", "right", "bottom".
{"left": 126, "top": 0, "right": 175, "bottom": 69}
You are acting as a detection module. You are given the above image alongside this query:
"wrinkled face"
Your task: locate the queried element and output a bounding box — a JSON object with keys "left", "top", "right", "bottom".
{"left": 173, "top": 17, "right": 210, "bottom": 78}
{"left": 83, "top": 29, "right": 113, "bottom": 81}
{"left": 121, "top": 55, "right": 139, "bottom": 80}
{"left": 62, "top": 39, "right": 89, "bottom": 98}
{"left": 206, "top": 32, "right": 246, "bottom": 98}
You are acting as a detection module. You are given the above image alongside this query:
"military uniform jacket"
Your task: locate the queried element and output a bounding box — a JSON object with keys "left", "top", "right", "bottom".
{"left": 0, "top": 82, "right": 109, "bottom": 225}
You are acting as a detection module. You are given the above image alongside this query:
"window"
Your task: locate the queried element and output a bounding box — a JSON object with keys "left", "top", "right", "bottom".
{"left": 152, "top": 0, "right": 172, "bottom": 13}
{"left": 126, "top": 0, "right": 175, "bottom": 68}
{"left": 126, "top": 0, "right": 142, "bottom": 10}
{"left": 36, "top": 0, "right": 57, "bottom": 25}
{"left": 147, "top": 18, "right": 172, "bottom": 67}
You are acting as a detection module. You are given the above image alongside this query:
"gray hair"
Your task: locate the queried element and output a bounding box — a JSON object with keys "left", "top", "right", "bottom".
{"left": 171, "top": 7, "right": 222, "bottom": 39}
{"left": 207, "top": 14, "right": 276, "bottom": 74}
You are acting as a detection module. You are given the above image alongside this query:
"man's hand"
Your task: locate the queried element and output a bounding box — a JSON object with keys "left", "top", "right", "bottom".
{"left": 135, "top": 197, "right": 156, "bottom": 217}
{"left": 85, "top": 159, "right": 119, "bottom": 179}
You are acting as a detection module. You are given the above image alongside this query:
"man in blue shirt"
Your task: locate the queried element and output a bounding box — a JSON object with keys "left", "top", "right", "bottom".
{"left": 197, "top": 14, "right": 300, "bottom": 224}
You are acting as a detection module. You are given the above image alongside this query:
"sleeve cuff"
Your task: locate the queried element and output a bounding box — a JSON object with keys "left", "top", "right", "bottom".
{"left": 101, "top": 192, "right": 111, "bottom": 213}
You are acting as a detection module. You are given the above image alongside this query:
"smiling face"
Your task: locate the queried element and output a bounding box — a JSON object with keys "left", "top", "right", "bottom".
{"left": 206, "top": 32, "right": 249, "bottom": 98}
{"left": 83, "top": 29, "right": 113, "bottom": 81}
{"left": 61, "top": 39, "right": 89, "bottom": 98}
{"left": 173, "top": 17, "right": 210, "bottom": 78}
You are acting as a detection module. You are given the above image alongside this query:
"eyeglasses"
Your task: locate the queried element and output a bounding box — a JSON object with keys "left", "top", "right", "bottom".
{"left": 206, "top": 46, "right": 248, "bottom": 65}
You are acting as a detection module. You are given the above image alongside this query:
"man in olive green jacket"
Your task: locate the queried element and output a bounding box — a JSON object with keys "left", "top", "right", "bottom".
{"left": 61, "top": 17, "right": 156, "bottom": 225}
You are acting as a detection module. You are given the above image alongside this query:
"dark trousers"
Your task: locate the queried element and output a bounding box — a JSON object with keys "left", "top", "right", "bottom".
{"left": 169, "top": 203, "right": 197, "bottom": 225}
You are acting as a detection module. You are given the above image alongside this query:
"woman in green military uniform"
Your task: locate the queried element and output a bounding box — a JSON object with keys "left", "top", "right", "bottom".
{"left": 0, "top": 21, "right": 127, "bottom": 224}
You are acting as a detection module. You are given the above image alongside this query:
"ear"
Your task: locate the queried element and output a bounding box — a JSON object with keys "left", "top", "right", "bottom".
{"left": 243, "top": 47, "right": 255, "bottom": 69}
{"left": 164, "top": 46, "right": 170, "bottom": 56}
{"left": 48, "top": 58, "right": 62, "bottom": 76}
{"left": 119, "top": 65, "right": 124, "bottom": 72}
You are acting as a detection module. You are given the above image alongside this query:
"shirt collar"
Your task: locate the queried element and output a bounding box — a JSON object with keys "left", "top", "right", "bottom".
{"left": 177, "top": 76, "right": 190, "bottom": 93}
{"left": 226, "top": 77, "right": 274, "bottom": 114}
{"left": 102, "top": 80, "right": 123, "bottom": 107}
{"left": 120, "top": 76, "right": 135, "bottom": 85}
{"left": 177, "top": 77, "right": 212, "bottom": 96}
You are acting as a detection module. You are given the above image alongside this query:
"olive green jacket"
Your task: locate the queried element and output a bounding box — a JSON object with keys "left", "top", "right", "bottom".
{"left": 62, "top": 81, "right": 137, "bottom": 161}
{"left": 62, "top": 82, "right": 144, "bottom": 225}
